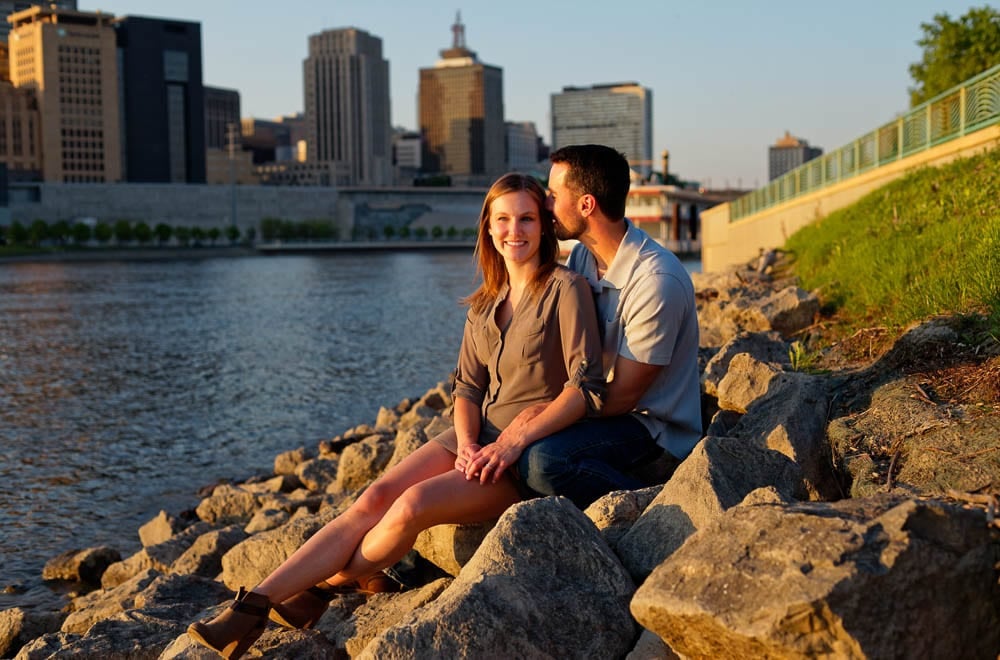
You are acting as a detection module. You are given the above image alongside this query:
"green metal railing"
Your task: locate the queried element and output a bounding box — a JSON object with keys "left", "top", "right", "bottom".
{"left": 730, "top": 63, "right": 1000, "bottom": 221}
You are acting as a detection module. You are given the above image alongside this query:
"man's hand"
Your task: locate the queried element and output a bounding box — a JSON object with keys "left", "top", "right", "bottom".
{"left": 463, "top": 442, "right": 524, "bottom": 484}
{"left": 495, "top": 403, "right": 547, "bottom": 447}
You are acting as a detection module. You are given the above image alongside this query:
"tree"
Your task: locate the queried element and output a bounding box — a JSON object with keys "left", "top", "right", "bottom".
{"left": 94, "top": 222, "right": 113, "bottom": 244}
{"left": 49, "top": 220, "right": 71, "bottom": 245}
{"left": 134, "top": 222, "right": 153, "bottom": 245}
{"left": 174, "top": 226, "right": 191, "bottom": 246}
{"left": 909, "top": 6, "right": 1000, "bottom": 106}
{"left": 113, "top": 220, "right": 133, "bottom": 244}
{"left": 207, "top": 227, "right": 221, "bottom": 245}
{"left": 225, "top": 225, "right": 240, "bottom": 245}
{"left": 383, "top": 224, "right": 396, "bottom": 240}
{"left": 71, "top": 222, "right": 92, "bottom": 245}
{"left": 191, "top": 226, "right": 206, "bottom": 246}
{"left": 28, "top": 219, "right": 48, "bottom": 247}
{"left": 154, "top": 223, "right": 173, "bottom": 246}
{"left": 10, "top": 221, "right": 28, "bottom": 245}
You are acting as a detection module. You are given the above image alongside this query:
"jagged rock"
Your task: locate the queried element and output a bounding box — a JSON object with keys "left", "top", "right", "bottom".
{"left": 702, "top": 331, "right": 789, "bottom": 397}
{"left": 295, "top": 456, "right": 340, "bottom": 491}
{"left": 139, "top": 510, "right": 186, "bottom": 548}
{"left": 220, "top": 513, "right": 330, "bottom": 591}
{"left": 616, "top": 436, "right": 805, "bottom": 582}
{"left": 375, "top": 405, "right": 400, "bottom": 431}
{"left": 757, "top": 285, "right": 819, "bottom": 336}
{"left": 584, "top": 486, "right": 662, "bottom": 550}
{"left": 0, "top": 608, "right": 62, "bottom": 658}
{"left": 631, "top": 496, "right": 1000, "bottom": 660}
{"left": 42, "top": 546, "right": 121, "bottom": 585}
{"left": 195, "top": 484, "right": 259, "bottom": 525}
{"left": 384, "top": 425, "right": 427, "bottom": 471}
{"left": 13, "top": 631, "right": 79, "bottom": 659}
{"left": 397, "top": 404, "right": 439, "bottom": 433}
{"left": 242, "top": 474, "right": 301, "bottom": 495}
{"left": 716, "top": 353, "right": 785, "bottom": 413}
{"left": 101, "top": 523, "right": 213, "bottom": 589}
{"left": 422, "top": 415, "right": 453, "bottom": 441}
{"left": 704, "top": 409, "right": 742, "bottom": 437}
{"left": 54, "top": 609, "right": 186, "bottom": 659}
{"left": 360, "top": 498, "right": 636, "bottom": 659}
{"left": 625, "top": 628, "right": 679, "bottom": 660}
{"left": 274, "top": 446, "right": 314, "bottom": 476}
{"left": 170, "top": 525, "right": 248, "bottom": 577}
{"left": 321, "top": 578, "right": 451, "bottom": 656}
{"left": 249, "top": 627, "right": 344, "bottom": 659}
{"left": 63, "top": 568, "right": 160, "bottom": 634}
{"left": 244, "top": 507, "right": 290, "bottom": 534}
{"left": 334, "top": 434, "right": 394, "bottom": 492}
{"left": 412, "top": 521, "right": 495, "bottom": 576}
{"left": 418, "top": 383, "right": 451, "bottom": 411}
{"left": 729, "top": 370, "right": 840, "bottom": 500}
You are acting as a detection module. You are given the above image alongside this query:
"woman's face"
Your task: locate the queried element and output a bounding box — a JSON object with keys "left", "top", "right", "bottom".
{"left": 488, "top": 191, "right": 543, "bottom": 270}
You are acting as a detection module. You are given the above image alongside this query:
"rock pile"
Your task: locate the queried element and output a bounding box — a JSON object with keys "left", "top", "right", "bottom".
{"left": 3, "top": 261, "right": 998, "bottom": 659}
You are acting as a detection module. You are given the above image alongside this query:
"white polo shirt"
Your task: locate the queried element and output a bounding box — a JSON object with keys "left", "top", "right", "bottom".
{"left": 566, "top": 220, "right": 703, "bottom": 458}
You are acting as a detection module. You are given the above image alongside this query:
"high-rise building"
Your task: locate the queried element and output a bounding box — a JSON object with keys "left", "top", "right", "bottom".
{"left": 768, "top": 131, "right": 822, "bottom": 181}
{"left": 0, "top": 1, "right": 76, "bottom": 42}
{"left": 505, "top": 121, "right": 539, "bottom": 172}
{"left": 0, "top": 79, "right": 41, "bottom": 179}
{"left": 204, "top": 85, "right": 240, "bottom": 151}
{"left": 551, "top": 82, "right": 653, "bottom": 177}
{"left": 419, "top": 13, "right": 504, "bottom": 181}
{"left": 274, "top": 113, "right": 306, "bottom": 162}
{"left": 304, "top": 27, "right": 391, "bottom": 187}
{"left": 8, "top": 5, "right": 121, "bottom": 183}
{"left": 115, "top": 16, "right": 206, "bottom": 183}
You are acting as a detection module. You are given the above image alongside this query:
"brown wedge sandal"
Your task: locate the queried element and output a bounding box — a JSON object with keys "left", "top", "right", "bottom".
{"left": 187, "top": 587, "right": 271, "bottom": 659}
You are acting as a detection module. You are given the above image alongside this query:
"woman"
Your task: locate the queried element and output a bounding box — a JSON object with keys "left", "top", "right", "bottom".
{"left": 187, "top": 173, "right": 605, "bottom": 658}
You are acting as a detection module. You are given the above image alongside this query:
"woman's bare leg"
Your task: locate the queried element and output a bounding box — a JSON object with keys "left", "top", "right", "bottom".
{"left": 333, "top": 467, "right": 521, "bottom": 583}
{"left": 253, "top": 436, "right": 458, "bottom": 603}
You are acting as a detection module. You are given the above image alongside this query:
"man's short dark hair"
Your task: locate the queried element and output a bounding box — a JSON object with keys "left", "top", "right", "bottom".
{"left": 550, "top": 144, "right": 631, "bottom": 219}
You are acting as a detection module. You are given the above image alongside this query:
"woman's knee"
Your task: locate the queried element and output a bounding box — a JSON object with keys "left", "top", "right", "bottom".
{"left": 353, "top": 478, "right": 399, "bottom": 519}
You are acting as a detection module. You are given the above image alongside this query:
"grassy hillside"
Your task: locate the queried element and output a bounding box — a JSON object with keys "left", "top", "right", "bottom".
{"left": 785, "top": 147, "right": 1000, "bottom": 337}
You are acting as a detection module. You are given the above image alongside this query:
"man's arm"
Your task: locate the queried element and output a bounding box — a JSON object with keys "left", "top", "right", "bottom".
{"left": 602, "top": 356, "right": 662, "bottom": 416}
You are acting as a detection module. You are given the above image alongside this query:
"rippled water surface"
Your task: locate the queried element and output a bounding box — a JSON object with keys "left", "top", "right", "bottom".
{"left": 0, "top": 252, "right": 477, "bottom": 610}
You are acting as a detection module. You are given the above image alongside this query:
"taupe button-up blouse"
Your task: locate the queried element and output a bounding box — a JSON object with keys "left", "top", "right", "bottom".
{"left": 452, "top": 266, "right": 606, "bottom": 444}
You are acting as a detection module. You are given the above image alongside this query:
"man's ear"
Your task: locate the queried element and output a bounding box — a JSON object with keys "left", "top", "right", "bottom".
{"left": 578, "top": 193, "right": 597, "bottom": 218}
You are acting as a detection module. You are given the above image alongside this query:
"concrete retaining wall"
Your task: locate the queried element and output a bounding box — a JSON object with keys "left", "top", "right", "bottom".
{"left": 701, "top": 125, "right": 1000, "bottom": 273}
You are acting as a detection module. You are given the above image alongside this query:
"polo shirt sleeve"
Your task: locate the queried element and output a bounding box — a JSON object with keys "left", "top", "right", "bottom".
{"left": 620, "top": 272, "right": 689, "bottom": 367}
{"left": 559, "top": 275, "right": 606, "bottom": 416}
{"left": 452, "top": 310, "right": 487, "bottom": 406}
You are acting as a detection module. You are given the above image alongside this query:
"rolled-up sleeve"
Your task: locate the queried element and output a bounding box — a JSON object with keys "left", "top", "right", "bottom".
{"left": 559, "top": 275, "right": 606, "bottom": 416}
{"left": 452, "top": 311, "right": 488, "bottom": 406}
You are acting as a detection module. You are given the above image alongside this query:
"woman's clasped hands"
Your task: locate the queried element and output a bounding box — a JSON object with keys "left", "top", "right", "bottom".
{"left": 455, "top": 442, "right": 521, "bottom": 484}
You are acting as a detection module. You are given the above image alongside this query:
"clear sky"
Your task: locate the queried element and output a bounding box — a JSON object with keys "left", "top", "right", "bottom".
{"left": 89, "top": 0, "right": 992, "bottom": 188}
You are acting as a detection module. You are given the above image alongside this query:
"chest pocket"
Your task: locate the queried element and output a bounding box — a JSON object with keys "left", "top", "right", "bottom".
{"left": 520, "top": 323, "right": 546, "bottom": 363}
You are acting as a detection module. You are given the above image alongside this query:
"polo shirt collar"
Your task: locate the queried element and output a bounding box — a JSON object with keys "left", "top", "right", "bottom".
{"left": 600, "top": 219, "right": 642, "bottom": 290}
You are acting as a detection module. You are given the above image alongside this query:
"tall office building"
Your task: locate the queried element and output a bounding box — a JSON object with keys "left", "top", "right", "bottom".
{"left": 551, "top": 82, "right": 653, "bottom": 177}
{"left": 304, "top": 27, "right": 391, "bottom": 186}
{"left": 8, "top": 5, "right": 121, "bottom": 183}
{"left": 115, "top": 16, "right": 206, "bottom": 183}
{"left": 0, "top": 79, "right": 41, "bottom": 179}
{"left": 0, "top": 1, "right": 76, "bottom": 42}
{"left": 203, "top": 85, "right": 240, "bottom": 151}
{"left": 768, "top": 131, "right": 822, "bottom": 181}
{"left": 505, "top": 121, "right": 539, "bottom": 172}
{"left": 419, "top": 13, "right": 504, "bottom": 180}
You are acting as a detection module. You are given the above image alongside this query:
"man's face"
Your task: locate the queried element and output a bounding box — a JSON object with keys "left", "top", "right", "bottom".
{"left": 547, "top": 162, "right": 586, "bottom": 241}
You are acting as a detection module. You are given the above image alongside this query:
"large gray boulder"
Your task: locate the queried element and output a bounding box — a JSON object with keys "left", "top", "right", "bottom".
{"left": 360, "top": 497, "right": 637, "bottom": 659}
{"left": 715, "top": 352, "right": 785, "bottom": 413}
{"left": 584, "top": 486, "right": 662, "bottom": 551}
{"left": 138, "top": 510, "right": 187, "bottom": 548}
{"left": 169, "top": 525, "right": 248, "bottom": 577}
{"left": 334, "top": 434, "right": 395, "bottom": 492}
{"left": 729, "top": 370, "right": 840, "bottom": 501}
{"left": 219, "top": 512, "right": 332, "bottom": 591}
{"left": 616, "top": 436, "right": 805, "bottom": 581}
{"left": 295, "top": 456, "right": 341, "bottom": 492}
{"left": 61, "top": 568, "right": 161, "bottom": 634}
{"left": 631, "top": 496, "right": 1000, "bottom": 660}
{"left": 194, "top": 484, "right": 260, "bottom": 526}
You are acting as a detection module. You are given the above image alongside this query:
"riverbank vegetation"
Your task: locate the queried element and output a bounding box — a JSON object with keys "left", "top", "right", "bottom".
{"left": 0, "top": 218, "right": 252, "bottom": 251}
{"left": 784, "top": 147, "right": 1000, "bottom": 344}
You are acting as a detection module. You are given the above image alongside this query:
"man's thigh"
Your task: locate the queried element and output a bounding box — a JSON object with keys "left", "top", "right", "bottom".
{"left": 523, "top": 415, "right": 658, "bottom": 467}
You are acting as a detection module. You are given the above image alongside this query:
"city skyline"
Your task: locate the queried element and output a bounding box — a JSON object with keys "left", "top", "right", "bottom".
{"left": 89, "top": 0, "right": 990, "bottom": 188}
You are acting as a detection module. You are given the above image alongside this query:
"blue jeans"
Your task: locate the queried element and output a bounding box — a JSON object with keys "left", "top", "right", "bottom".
{"left": 516, "top": 415, "right": 661, "bottom": 508}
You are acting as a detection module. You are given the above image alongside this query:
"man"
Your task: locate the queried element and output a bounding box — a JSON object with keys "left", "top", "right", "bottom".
{"left": 500, "top": 144, "right": 702, "bottom": 507}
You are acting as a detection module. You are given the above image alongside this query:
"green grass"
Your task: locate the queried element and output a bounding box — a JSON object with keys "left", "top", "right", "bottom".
{"left": 785, "top": 148, "right": 1000, "bottom": 336}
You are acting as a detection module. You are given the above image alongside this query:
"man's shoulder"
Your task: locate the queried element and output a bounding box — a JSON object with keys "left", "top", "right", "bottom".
{"left": 624, "top": 228, "right": 693, "bottom": 292}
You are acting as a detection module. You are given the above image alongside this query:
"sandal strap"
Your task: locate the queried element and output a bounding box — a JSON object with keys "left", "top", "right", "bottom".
{"left": 229, "top": 587, "right": 270, "bottom": 617}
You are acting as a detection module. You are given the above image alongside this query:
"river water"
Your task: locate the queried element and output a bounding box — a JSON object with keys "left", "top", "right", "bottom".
{"left": 0, "top": 250, "right": 699, "bottom": 612}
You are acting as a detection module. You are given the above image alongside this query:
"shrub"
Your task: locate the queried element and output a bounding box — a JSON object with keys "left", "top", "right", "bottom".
{"left": 94, "top": 222, "right": 113, "bottom": 244}
{"left": 446, "top": 226, "right": 458, "bottom": 239}
{"left": 10, "top": 221, "right": 28, "bottom": 245}
{"left": 431, "top": 225, "right": 443, "bottom": 239}
{"left": 71, "top": 222, "right": 92, "bottom": 245}
{"left": 383, "top": 225, "right": 396, "bottom": 239}
{"left": 28, "top": 219, "right": 48, "bottom": 246}
{"left": 414, "top": 227, "right": 428, "bottom": 239}
{"left": 174, "top": 226, "right": 191, "bottom": 246}
{"left": 50, "top": 220, "right": 71, "bottom": 245}
{"left": 191, "top": 227, "right": 206, "bottom": 246}
{"left": 225, "top": 225, "right": 240, "bottom": 244}
{"left": 207, "top": 227, "right": 221, "bottom": 245}
{"left": 113, "top": 220, "right": 133, "bottom": 244}
{"left": 399, "top": 225, "right": 411, "bottom": 239}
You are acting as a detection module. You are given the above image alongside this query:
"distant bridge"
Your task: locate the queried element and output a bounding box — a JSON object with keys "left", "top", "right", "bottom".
{"left": 701, "top": 63, "right": 1000, "bottom": 273}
